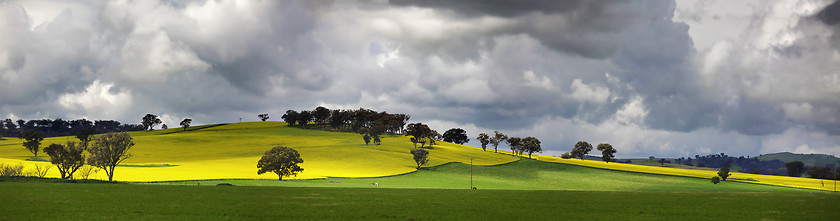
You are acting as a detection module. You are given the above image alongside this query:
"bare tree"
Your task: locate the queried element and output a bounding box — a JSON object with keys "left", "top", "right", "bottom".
{"left": 87, "top": 132, "right": 134, "bottom": 182}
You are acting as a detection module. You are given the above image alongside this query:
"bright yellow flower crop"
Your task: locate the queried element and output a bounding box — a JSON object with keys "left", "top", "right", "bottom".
{"left": 0, "top": 122, "right": 516, "bottom": 182}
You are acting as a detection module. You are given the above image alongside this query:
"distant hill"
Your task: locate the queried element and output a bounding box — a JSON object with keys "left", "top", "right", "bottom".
{"left": 757, "top": 152, "right": 840, "bottom": 167}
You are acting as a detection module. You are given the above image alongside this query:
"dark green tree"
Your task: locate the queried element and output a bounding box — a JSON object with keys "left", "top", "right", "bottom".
{"left": 711, "top": 176, "right": 721, "bottom": 184}
{"left": 257, "top": 146, "right": 304, "bottom": 181}
{"left": 442, "top": 128, "right": 470, "bottom": 144}
{"left": 180, "top": 118, "right": 192, "bottom": 131}
{"left": 411, "top": 149, "right": 429, "bottom": 169}
{"left": 405, "top": 123, "right": 432, "bottom": 149}
{"left": 75, "top": 127, "right": 96, "bottom": 150}
{"left": 43, "top": 141, "right": 85, "bottom": 179}
{"left": 282, "top": 110, "right": 298, "bottom": 126}
{"left": 141, "top": 114, "right": 162, "bottom": 131}
{"left": 363, "top": 133, "right": 371, "bottom": 145}
{"left": 785, "top": 161, "right": 806, "bottom": 177}
{"left": 718, "top": 167, "right": 731, "bottom": 181}
{"left": 258, "top": 114, "right": 270, "bottom": 121}
{"left": 521, "top": 137, "right": 542, "bottom": 158}
{"left": 313, "top": 106, "right": 331, "bottom": 124}
{"left": 21, "top": 130, "right": 44, "bottom": 157}
{"left": 161, "top": 124, "right": 168, "bottom": 130}
{"left": 596, "top": 143, "right": 616, "bottom": 163}
{"left": 571, "top": 141, "right": 592, "bottom": 160}
{"left": 658, "top": 158, "right": 669, "bottom": 166}
{"left": 296, "top": 111, "right": 312, "bottom": 128}
{"left": 507, "top": 137, "right": 522, "bottom": 156}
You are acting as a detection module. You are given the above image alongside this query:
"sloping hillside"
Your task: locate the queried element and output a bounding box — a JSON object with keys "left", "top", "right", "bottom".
{"left": 758, "top": 152, "right": 840, "bottom": 167}
{"left": 0, "top": 121, "right": 516, "bottom": 181}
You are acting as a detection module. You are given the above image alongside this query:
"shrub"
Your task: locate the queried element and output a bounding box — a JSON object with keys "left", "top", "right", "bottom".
{"left": 0, "top": 163, "right": 24, "bottom": 177}
{"left": 30, "top": 164, "right": 52, "bottom": 178}
{"left": 711, "top": 176, "right": 721, "bottom": 184}
{"left": 560, "top": 152, "right": 572, "bottom": 159}
{"left": 76, "top": 165, "right": 100, "bottom": 180}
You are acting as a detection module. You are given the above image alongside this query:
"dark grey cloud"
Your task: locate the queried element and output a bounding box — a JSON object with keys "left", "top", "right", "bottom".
{"left": 1, "top": 0, "right": 838, "bottom": 157}
{"left": 817, "top": 0, "right": 840, "bottom": 25}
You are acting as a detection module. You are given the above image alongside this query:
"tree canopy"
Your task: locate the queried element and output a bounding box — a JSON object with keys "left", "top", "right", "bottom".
{"left": 87, "top": 132, "right": 134, "bottom": 181}
{"left": 718, "top": 167, "right": 731, "bottom": 181}
{"left": 43, "top": 141, "right": 85, "bottom": 179}
{"left": 521, "top": 137, "right": 542, "bottom": 158}
{"left": 21, "top": 130, "right": 44, "bottom": 157}
{"left": 477, "top": 133, "right": 490, "bottom": 151}
{"left": 442, "top": 128, "right": 469, "bottom": 144}
{"left": 258, "top": 114, "right": 270, "bottom": 121}
{"left": 180, "top": 118, "right": 192, "bottom": 131}
{"left": 257, "top": 146, "right": 304, "bottom": 181}
{"left": 141, "top": 114, "right": 162, "bottom": 131}
{"left": 785, "top": 161, "right": 806, "bottom": 177}
{"left": 596, "top": 143, "right": 616, "bottom": 163}
{"left": 411, "top": 148, "right": 429, "bottom": 169}
{"left": 489, "top": 131, "right": 508, "bottom": 153}
{"left": 571, "top": 141, "right": 592, "bottom": 160}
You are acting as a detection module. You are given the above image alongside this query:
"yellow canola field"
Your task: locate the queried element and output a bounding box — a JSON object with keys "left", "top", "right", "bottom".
{"left": 0, "top": 122, "right": 517, "bottom": 182}
{"left": 536, "top": 155, "right": 838, "bottom": 192}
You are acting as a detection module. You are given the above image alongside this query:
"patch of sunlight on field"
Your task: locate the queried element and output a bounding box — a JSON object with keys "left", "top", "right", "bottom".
{"left": 536, "top": 155, "right": 837, "bottom": 192}
{"left": 0, "top": 122, "right": 517, "bottom": 182}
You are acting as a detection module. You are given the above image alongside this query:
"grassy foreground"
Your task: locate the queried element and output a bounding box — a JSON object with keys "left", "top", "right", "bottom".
{"left": 1, "top": 182, "right": 837, "bottom": 220}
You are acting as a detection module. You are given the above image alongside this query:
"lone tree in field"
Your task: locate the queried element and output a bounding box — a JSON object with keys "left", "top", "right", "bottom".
{"left": 442, "top": 128, "right": 470, "bottom": 144}
{"left": 489, "top": 131, "right": 508, "bottom": 153}
{"left": 161, "top": 124, "right": 168, "bottom": 129}
{"left": 571, "top": 141, "right": 592, "bottom": 160}
{"left": 596, "top": 143, "right": 616, "bottom": 163}
{"left": 411, "top": 148, "right": 429, "bottom": 169}
{"left": 87, "top": 132, "right": 134, "bottom": 182}
{"left": 658, "top": 158, "right": 670, "bottom": 166}
{"left": 521, "top": 137, "right": 542, "bottom": 158}
{"left": 258, "top": 114, "right": 270, "bottom": 121}
{"left": 257, "top": 146, "right": 304, "bottom": 181}
{"left": 21, "top": 130, "right": 44, "bottom": 157}
{"left": 477, "top": 133, "right": 490, "bottom": 151}
{"left": 180, "top": 118, "right": 192, "bottom": 131}
{"left": 75, "top": 127, "right": 96, "bottom": 149}
{"left": 43, "top": 141, "right": 85, "bottom": 179}
{"left": 711, "top": 176, "right": 721, "bottom": 184}
{"left": 141, "top": 114, "right": 162, "bottom": 131}
{"left": 785, "top": 161, "right": 806, "bottom": 177}
{"left": 718, "top": 167, "right": 731, "bottom": 181}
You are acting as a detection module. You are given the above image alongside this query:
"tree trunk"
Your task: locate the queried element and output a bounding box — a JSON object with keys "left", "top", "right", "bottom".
{"left": 278, "top": 174, "right": 283, "bottom": 181}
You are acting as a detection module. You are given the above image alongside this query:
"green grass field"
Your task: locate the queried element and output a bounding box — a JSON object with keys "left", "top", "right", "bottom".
{"left": 1, "top": 181, "right": 837, "bottom": 220}
{"left": 152, "top": 159, "right": 819, "bottom": 193}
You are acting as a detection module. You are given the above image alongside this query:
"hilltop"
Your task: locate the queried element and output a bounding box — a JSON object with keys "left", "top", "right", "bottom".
{"left": 758, "top": 152, "right": 840, "bottom": 167}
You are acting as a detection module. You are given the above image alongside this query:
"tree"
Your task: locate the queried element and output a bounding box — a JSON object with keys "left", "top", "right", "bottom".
{"left": 313, "top": 106, "right": 331, "bottom": 124}
{"left": 373, "top": 134, "right": 381, "bottom": 145}
{"left": 489, "top": 131, "right": 508, "bottom": 153}
{"left": 258, "top": 114, "right": 270, "bottom": 121}
{"left": 571, "top": 141, "right": 592, "bottom": 160}
{"left": 560, "top": 152, "right": 572, "bottom": 159}
{"left": 442, "top": 128, "right": 470, "bottom": 144}
{"left": 411, "top": 149, "right": 429, "bottom": 169}
{"left": 141, "top": 114, "right": 162, "bottom": 131}
{"left": 296, "top": 111, "right": 312, "bottom": 128}
{"left": 521, "top": 137, "right": 542, "bottom": 158}
{"left": 256, "top": 146, "right": 303, "bottom": 181}
{"left": 711, "top": 176, "right": 721, "bottom": 184}
{"left": 718, "top": 167, "right": 731, "bottom": 181}
{"left": 21, "top": 130, "right": 44, "bottom": 157}
{"left": 506, "top": 137, "right": 522, "bottom": 156}
{"left": 161, "top": 124, "right": 168, "bottom": 130}
{"left": 658, "top": 158, "right": 669, "bottom": 166}
{"left": 43, "top": 141, "right": 85, "bottom": 179}
{"left": 649, "top": 156, "right": 655, "bottom": 161}
{"left": 785, "top": 161, "right": 806, "bottom": 177}
{"left": 363, "top": 133, "right": 371, "bottom": 145}
{"left": 180, "top": 118, "right": 192, "bottom": 131}
{"left": 405, "top": 123, "right": 432, "bottom": 149}
{"left": 75, "top": 127, "right": 96, "bottom": 150}
{"left": 87, "top": 132, "right": 134, "bottom": 182}
{"left": 596, "top": 143, "right": 616, "bottom": 163}
{"left": 477, "top": 133, "right": 490, "bottom": 151}
{"left": 282, "top": 110, "right": 298, "bottom": 126}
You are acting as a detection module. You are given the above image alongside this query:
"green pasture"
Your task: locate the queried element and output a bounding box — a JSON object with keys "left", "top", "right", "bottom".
{"left": 0, "top": 181, "right": 837, "bottom": 220}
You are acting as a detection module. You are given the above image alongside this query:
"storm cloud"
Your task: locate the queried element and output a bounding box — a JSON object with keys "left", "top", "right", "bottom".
{"left": 1, "top": 0, "right": 838, "bottom": 157}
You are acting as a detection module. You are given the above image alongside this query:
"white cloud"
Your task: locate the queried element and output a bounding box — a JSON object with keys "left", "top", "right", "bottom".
{"left": 569, "top": 79, "right": 610, "bottom": 103}
{"left": 58, "top": 80, "right": 132, "bottom": 120}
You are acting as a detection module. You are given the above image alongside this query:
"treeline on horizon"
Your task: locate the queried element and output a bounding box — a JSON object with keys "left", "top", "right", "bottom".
{"left": 278, "top": 106, "right": 411, "bottom": 135}
{"left": 0, "top": 118, "right": 144, "bottom": 138}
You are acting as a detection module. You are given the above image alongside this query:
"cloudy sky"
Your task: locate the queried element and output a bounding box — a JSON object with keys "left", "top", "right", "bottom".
{"left": 2, "top": 0, "right": 839, "bottom": 158}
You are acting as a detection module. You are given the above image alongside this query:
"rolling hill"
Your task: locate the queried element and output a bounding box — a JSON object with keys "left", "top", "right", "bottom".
{"left": 758, "top": 152, "right": 840, "bottom": 167}
{"left": 0, "top": 121, "right": 835, "bottom": 192}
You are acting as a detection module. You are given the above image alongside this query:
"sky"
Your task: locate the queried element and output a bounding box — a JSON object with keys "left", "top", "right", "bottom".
{"left": 1, "top": 0, "right": 839, "bottom": 158}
